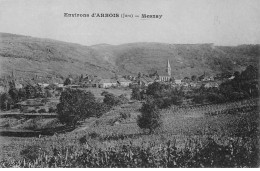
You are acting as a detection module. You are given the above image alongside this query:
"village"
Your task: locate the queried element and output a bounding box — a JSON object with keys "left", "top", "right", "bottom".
{"left": 0, "top": 59, "right": 245, "bottom": 115}
{"left": 0, "top": 59, "right": 235, "bottom": 93}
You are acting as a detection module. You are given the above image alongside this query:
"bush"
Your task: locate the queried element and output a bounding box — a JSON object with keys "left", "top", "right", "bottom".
{"left": 206, "top": 93, "right": 226, "bottom": 104}
{"left": 103, "top": 93, "right": 127, "bottom": 107}
{"left": 118, "top": 94, "right": 129, "bottom": 104}
{"left": 45, "top": 89, "right": 52, "bottom": 98}
{"left": 193, "top": 94, "right": 206, "bottom": 104}
{"left": 48, "top": 107, "right": 56, "bottom": 113}
{"left": 29, "top": 110, "right": 37, "bottom": 113}
{"left": 0, "top": 93, "right": 13, "bottom": 111}
{"left": 3, "top": 137, "right": 258, "bottom": 167}
{"left": 20, "top": 145, "right": 41, "bottom": 162}
{"left": 131, "top": 87, "right": 141, "bottom": 100}
{"left": 120, "top": 111, "right": 131, "bottom": 120}
{"left": 137, "top": 98, "right": 162, "bottom": 134}
{"left": 38, "top": 108, "right": 47, "bottom": 113}
{"left": 8, "top": 88, "right": 19, "bottom": 103}
{"left": 88, "top": 132, "right": 100, "bottom": 139}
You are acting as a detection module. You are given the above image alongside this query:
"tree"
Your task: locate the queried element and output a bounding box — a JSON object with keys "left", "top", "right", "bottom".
{"left": 146, "top": 82, "right": 169, "bottom": 98}
{"left": 18, "top": 88, "right": 27, "bottom": 101}
{"left": 103, "top": 93, "right": 120, "bottom": 107}
{"left": 240, "top": 65, "right": 258, "bottom": 80}
{"left": 45, "top": 89, "right": 52, "bottom": 98}
{"left": 103, "top": 93, "right": 128, "bottom": 107}
{"left": 138, "top": 72, "right": 142, "bottom": 79}
{"left": 137, "top": 98, "right": 162, "bottom": 134}
{"left": 191, "top": 75, "right": 197, "bottom": 81}
{"left": 131, "top": 87, "right": 141, "bottom": 100}
{"left": 57, "top": 89, "right": 108, "bottom": 127}
{"left": 34, "top": 85, "right": 45, "bottom": 98}
{"left": 8, "top": 88, "right": 19, "bottom": 103}
{"left": 0, "top": 93, "right": 13, "bottom": 110}
{"left": 79, "top": 74, "right": 84, "bottom": 83}
{"left": 63, "top": 78, "right": 72, "bottom": 86}
{"left": 24, "top": 84, "right": 36, "bottom": 99}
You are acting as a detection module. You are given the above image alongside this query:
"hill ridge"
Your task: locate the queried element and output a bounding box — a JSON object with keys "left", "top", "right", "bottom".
{"left": 0, "top": 33, "right": 259, "bottom": 81}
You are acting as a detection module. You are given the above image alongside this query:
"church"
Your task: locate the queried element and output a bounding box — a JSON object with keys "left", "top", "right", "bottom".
{"left": 150, "top": 60, "right": 172, "bottom": 82}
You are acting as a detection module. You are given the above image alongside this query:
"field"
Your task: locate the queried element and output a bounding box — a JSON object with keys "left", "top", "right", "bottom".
{"left": 80, "top": 87, "right": 132, "bottom": 100}
{"left": 0, "top": 98, "right": 259, "bottom": 167}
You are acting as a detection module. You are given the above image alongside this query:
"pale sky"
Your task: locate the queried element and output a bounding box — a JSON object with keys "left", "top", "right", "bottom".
{"left": 0, "top": 0, "right": 260, "bottom": 46}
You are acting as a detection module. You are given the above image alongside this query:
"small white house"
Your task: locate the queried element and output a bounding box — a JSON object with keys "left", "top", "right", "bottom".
{"left": 15, "top": 83, "right": 23, "bottom": 89}
{"left": 228, "top": 76, "right": 235, "bottom": 80}
{"left": 37, "top": 83, "right": 49, "bottom": 88}
{"left": 204, "top": 82, "right": 219, "bottom": 88}
{"left": 0, "top": 86, "right": 5, "bottom": 93}
{"left": 94, "top": 79, "right": 118, "bottom": 88}
{"left": 175, "top": 79, "right": 182, "bottom": 84}
{"left": 117, "top": 78, "right": 132, "bottom": 87}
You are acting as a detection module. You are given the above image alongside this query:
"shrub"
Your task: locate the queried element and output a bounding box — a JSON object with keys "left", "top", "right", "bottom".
{"left": 193, "top": 94, "right": 206, "bottom": 104}
{"left": 103, "top": 93, "right": 127, "bottom": 107}
{"left": 206, "top": 93, "right": 226, "bottom": 104}
{"left": 8, "top": 88, "right": 19, "bottom": 103}
{"left": 20, "top": 145, "right": 41, "bottom": 162}
{"left": 131, "top": 87, "right": 141, "bottom": 100}
{"left": 3, "top": 137, "right": 258, "bottom": 167}
{"left": 0, "top": 93, "right": 13, "bottom": 111}
{"left": 120, "top": 111, "right": 131, "bottom": 120}
{"left": 88, "top": 132, "right": 100, "bottom": 139}
{"left": 38, "top": 108, "right": 47, "bottom": 113}
{"left": 118, "top": 94, "right": 129, "bottom": 104}
{"left": 45, "top": 89, "right": 52, "bottom": 98}
{"left": 48, "top": 107, "right": 56, "bottom": 113}
{"left": 29, "top": 110, "right": 37, "bottom": 113}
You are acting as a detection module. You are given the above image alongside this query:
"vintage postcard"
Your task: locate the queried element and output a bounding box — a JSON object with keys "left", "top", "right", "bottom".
{"left": 0, "top": 0, "right": 259, "bottom": 168}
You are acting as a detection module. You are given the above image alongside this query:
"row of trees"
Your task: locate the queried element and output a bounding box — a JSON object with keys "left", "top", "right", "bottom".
{"left": 192, "top": 65, "right": 259, "bottom": 104}
{"left": 0, "top": 83, "right": 52, "bottom": 111}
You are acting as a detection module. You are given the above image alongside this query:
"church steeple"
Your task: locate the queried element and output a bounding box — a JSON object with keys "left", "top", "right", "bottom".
{"left": 166, "top": 59, "right": 171, "bottom": 77}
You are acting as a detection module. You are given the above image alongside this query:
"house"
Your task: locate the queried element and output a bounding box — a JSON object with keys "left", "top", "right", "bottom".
{"left": 92, "top": 79, "right": 118, "bottom": 88}
{"left": 228, "top": 76, "right": 235, "bottom": 80}
{"left": 117, "top": 78, "right": 132, "bottom": 87}
{"left": 65, "top": 84, "right": 81, "bottom": 89}
{"left": 14, "top": 82, "right": 23, "bottom": 89}
{"left": 204, "top": 82, "right": 219, "bottom": 88}
{"left": 0, "top": 85, "right": 5, "bottom": 93}
{"left": 138, "top": 76, "right": 154, "bottom": 86}
{"left": 175, "top": 79, "right": 182, "bottom": 84}
{"left": 53, "top": 83, "right": 64, "bottom": 88}
{"left": 190, "top": 82, "right": 197, "bottom": 87}
{"left": 37, "top": 83, "right": 49, "bottom": 88}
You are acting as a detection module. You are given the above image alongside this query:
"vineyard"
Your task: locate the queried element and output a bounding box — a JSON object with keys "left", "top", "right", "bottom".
{"left": 0, "top": 98, "right": 259, "bottom": 167}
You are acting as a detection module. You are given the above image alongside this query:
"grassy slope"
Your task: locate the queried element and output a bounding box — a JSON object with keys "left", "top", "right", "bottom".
{"left": 0, "top": 33, "right": 117, "bottom": 80}
{"left": 1, "top": 33, "right": 259, "bottom": 81}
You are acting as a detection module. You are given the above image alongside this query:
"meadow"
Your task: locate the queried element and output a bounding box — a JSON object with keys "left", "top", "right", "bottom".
{"left": 0, "top": 98, "right": 258, "bottom": 167}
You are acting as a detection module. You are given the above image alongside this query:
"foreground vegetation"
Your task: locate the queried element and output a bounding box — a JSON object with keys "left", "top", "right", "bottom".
{"left": 0, "top": 98, "right": 258, "bottom": 167}
{"left": 1, "top": 136, "right": 258, "bottom": 168}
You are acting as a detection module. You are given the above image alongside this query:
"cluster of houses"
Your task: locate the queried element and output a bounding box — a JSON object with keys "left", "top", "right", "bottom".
{"left": 0, "top": 60, "right": 239, "bottom": 94}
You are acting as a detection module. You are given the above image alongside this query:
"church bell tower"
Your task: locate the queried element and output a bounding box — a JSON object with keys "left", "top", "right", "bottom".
{"left": 166, "top": 59, "right": 171, "bottom": 77}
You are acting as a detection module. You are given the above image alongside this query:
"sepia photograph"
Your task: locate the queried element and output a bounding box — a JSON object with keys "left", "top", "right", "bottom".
{"left": 0, "top": 0, "right": 259, "bottom": 168}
